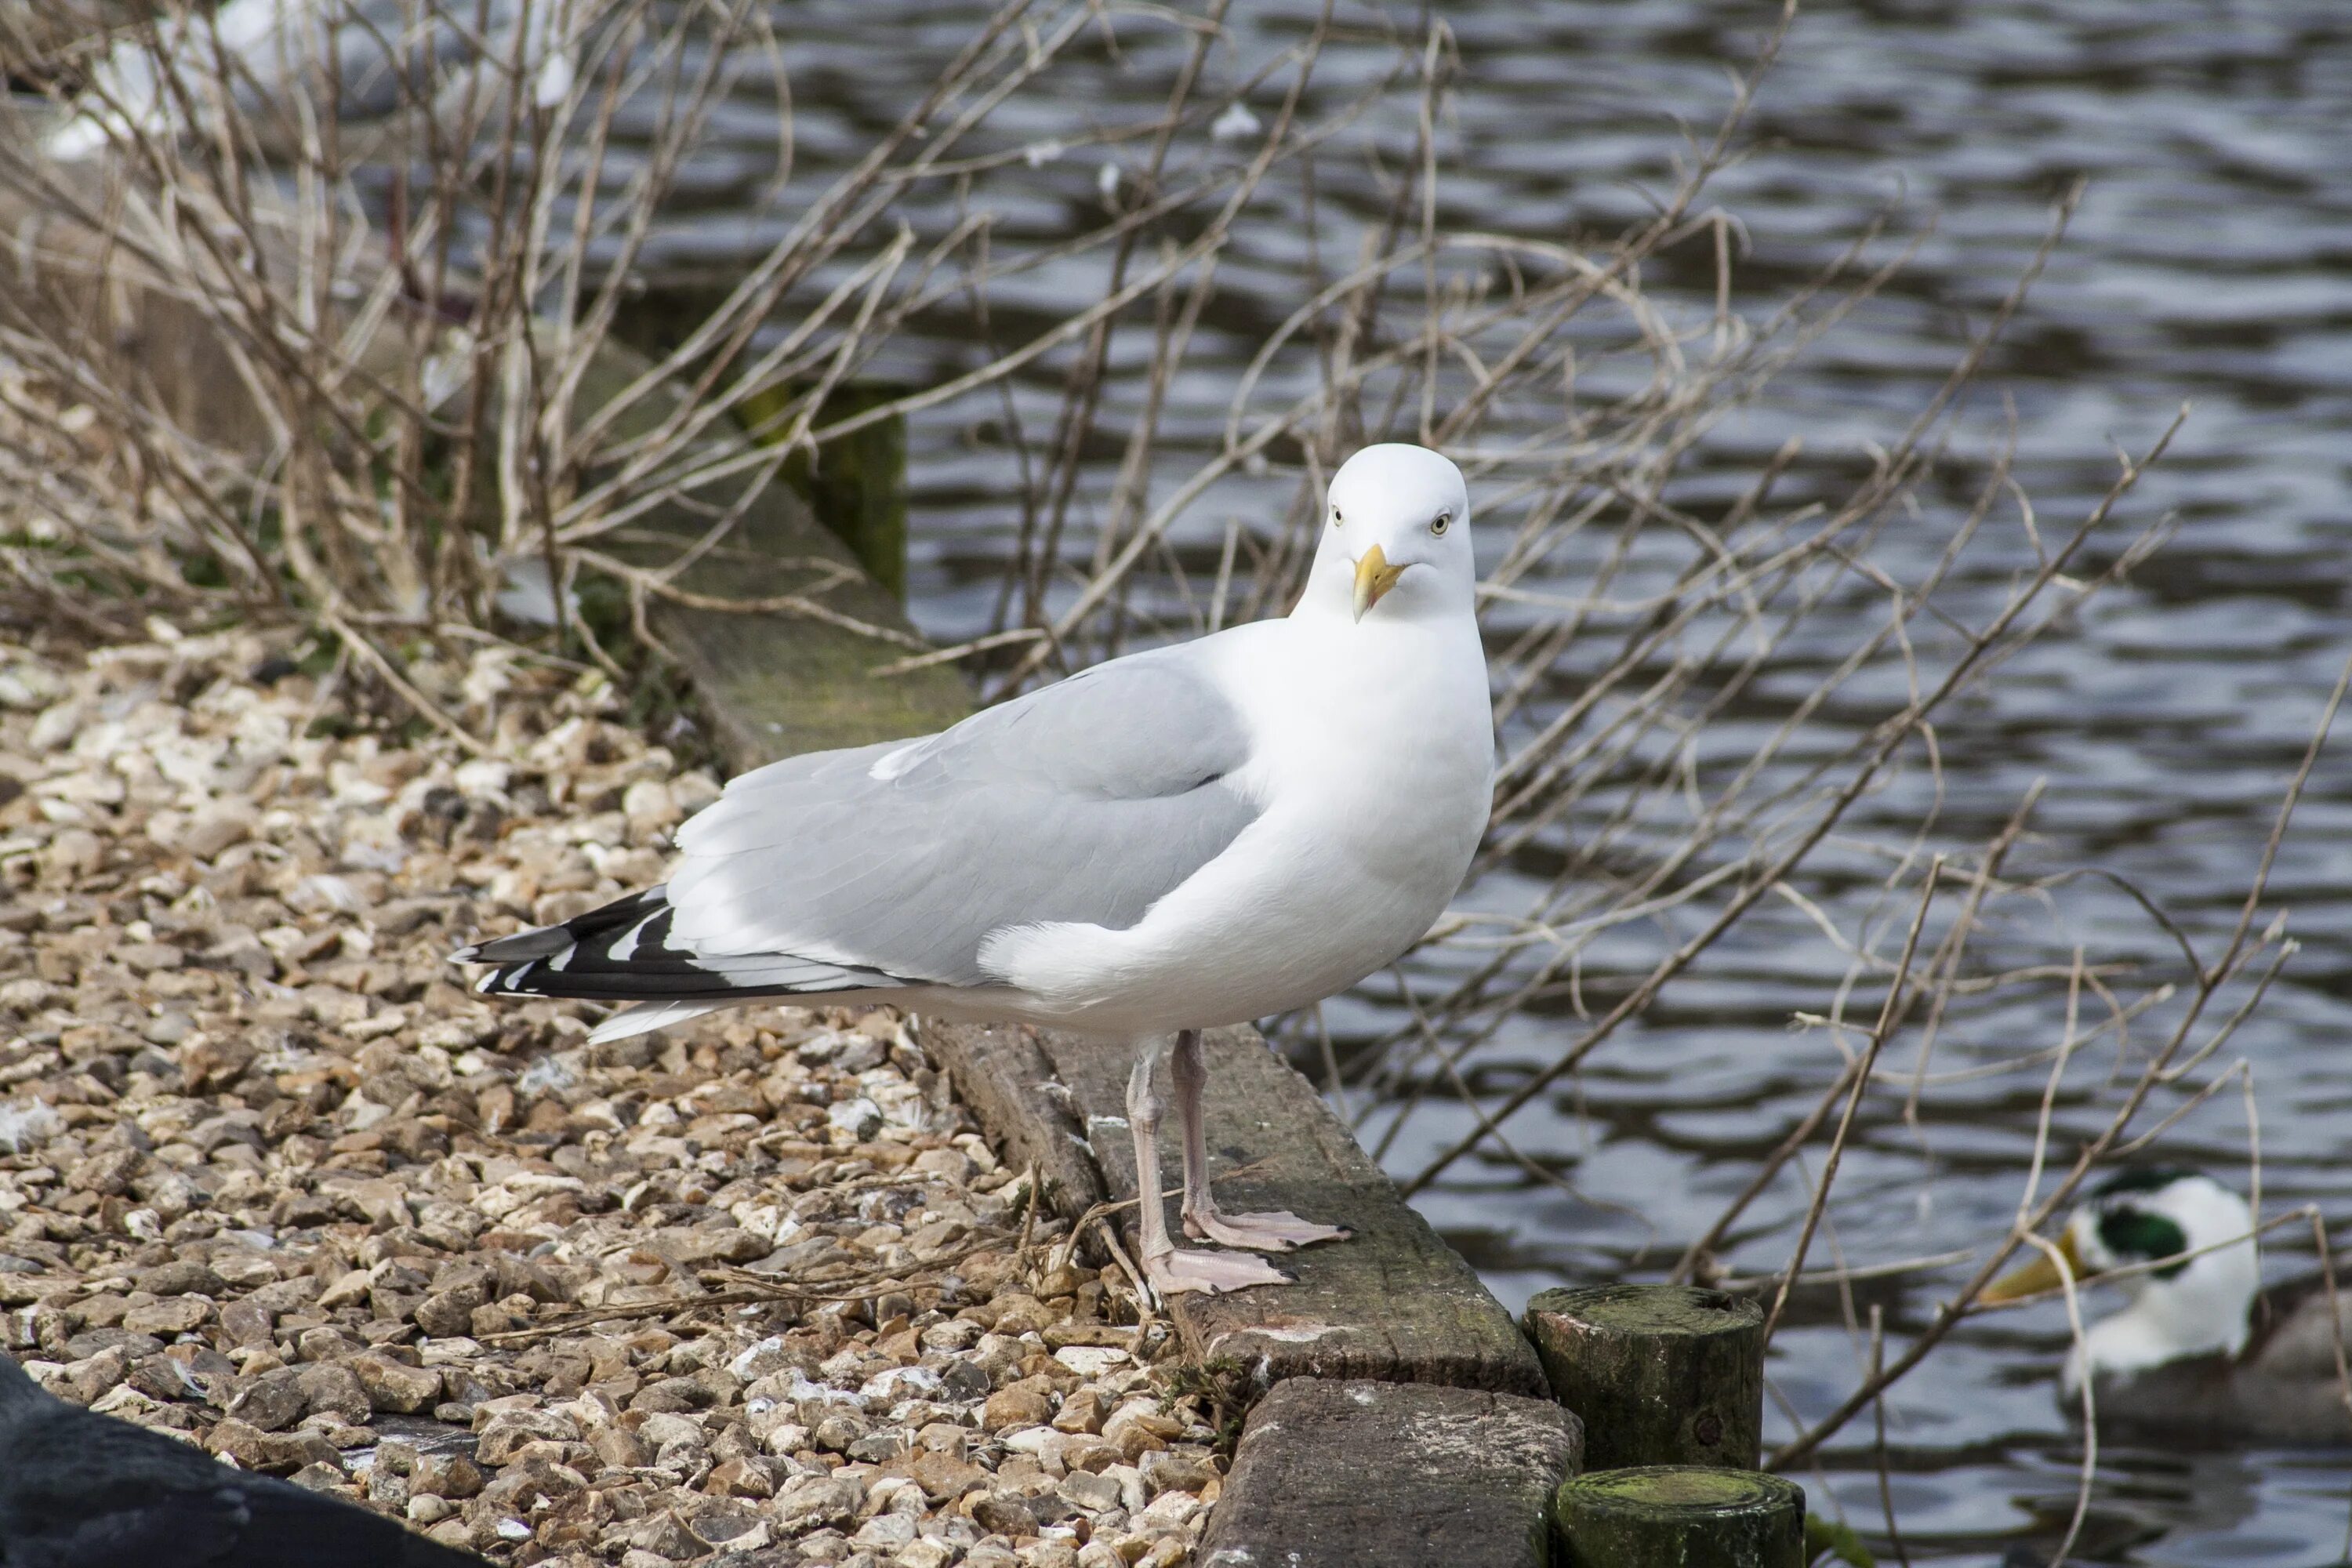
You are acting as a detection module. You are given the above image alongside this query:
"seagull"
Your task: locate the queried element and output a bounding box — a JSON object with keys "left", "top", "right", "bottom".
{"left": 455, "top": 442, "right": 1494, "bottom": 1298}
{"left": 0, "top": 1352, "right": 488, "bottom": 1566}
{"left": 42, "top": 0, "right": 583, "bottom": 163}
{"left": 1986, "top": 1167, "right": 2352, "bottom": 1444}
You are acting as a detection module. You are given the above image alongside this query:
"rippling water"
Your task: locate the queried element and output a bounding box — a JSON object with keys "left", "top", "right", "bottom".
{"left": 622, "top": 2, "right": 2352, "bottom": 1559}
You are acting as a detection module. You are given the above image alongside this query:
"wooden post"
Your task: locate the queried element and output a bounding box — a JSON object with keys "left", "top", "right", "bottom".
{"left": 1555, "top": 1467, "right": 1804, "bottom": 1568}
{"left": 789, "top": 381, "right": 908, "bottom": 604}
{"left": 730, "top": 379, "right": 910, "bottom": 601}
{"left": 1523, "top": 1283, "right": 1764, "bottom": 1469}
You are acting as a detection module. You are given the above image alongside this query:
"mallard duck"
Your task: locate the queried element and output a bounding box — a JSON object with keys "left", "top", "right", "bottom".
{"left": 43, "top": 0, "right": 585, "bottom": 162}
{"left": 1987, "top": 1167, "right": 2352, "bottom": 1444}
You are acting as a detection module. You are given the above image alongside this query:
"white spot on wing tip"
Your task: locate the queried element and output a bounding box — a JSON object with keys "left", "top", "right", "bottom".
{"left": 610, "top": 911, "right": 659, "bottom": 963}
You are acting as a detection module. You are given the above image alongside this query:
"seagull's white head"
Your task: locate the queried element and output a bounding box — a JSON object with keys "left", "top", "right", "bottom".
{"left": 1310, "top": 444, "right": 1475, "bottom": 624}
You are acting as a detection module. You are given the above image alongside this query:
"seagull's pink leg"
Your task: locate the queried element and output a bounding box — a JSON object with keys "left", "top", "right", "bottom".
{"left": 1127, "top": 1033, "right": 1290, "bottom": 1297}
{"left": 1173, "top": 1028, "right": 1351, "bottom": 1252}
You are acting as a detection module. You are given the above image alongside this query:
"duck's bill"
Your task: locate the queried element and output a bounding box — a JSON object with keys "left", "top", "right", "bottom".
{"left": 1983, "top": 1232, "right": 2088, "bottom": 1304}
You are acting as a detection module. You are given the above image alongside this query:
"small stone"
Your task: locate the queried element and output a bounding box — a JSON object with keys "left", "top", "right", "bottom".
{"left": 119, "top": 1297, "right": 207, "bottom": 1337}
{"left": 632, "top": 1374, "right": 719, "bottom": 1413}
{"left": 368, "top": 898, "right": 445, "bottom": 936}
{"left": 811, "top": 1413, "right": 863, "bottom": 1454}
{"left": 771, "top": 1472, "right": 860, "bottom": 1531}
{"left": 645, "top": 1226, "right": 770, "bottom": 1267}
{"left": 287, "top": 1461, "right": 354, "bottom": 1495}
{"left": 628, "top": 1511, "right": 701, "bottom": 1560}
{"left": 986, "top": 1294, "right": 1056, "bottom": 1337}
{"left": 412, "top": 1285, "right": 485, "bottom": 1339}
{"left": 350, "top": 1352, "right": 441, "bottom": 1414}
{"left": 1059, "top": 1436, "right": 1123, "bottom": 1474}
{"left": 970, "top": 1493, "right": 1035, "bottom": 1536}
{"left": 314, "top": 1269, "right": 375, "bottom": 1312}
{"left": 851, "top": 1512, "right": 916, "bottom": 1550}
{"left": 1142, "top": 1449, "right": 1219, "bottom": 1496}
{"left": 136, "top": 1261, "right": 225, "bottom": 1298}
{"left": 900, "top": 1447, "right": 986, "bottom": 1503}
{"left": 64, "top": 1348, "right": 129, "bottom": 1406}
{"left": 217, "top": 1299, "right": 274, "bottom": 1350}
{"left": 1061, "top": 1469, "right": 1123, "bottom": 1513}
{"left": 684, "top": 1501, "right": 769, "bottom": 1550}
{"left": 225, "top": 1367, "right": 307, "bottom": 1432}
{"left": 635, "top": 1412, "right": 703, "bottom": 1451}
{"left": 1102, "top": 1404, "right": 1181, "bottom": 1461}
{"left": 1051, "top": 1388, "right": 1105, "bottom": 1435}
{"left": 937, "top": 1359, "right": 991, "bottom": 1403}
{"left": 205, "top": 1418, "right": 340, "bottom": 1475}
{"left": 983, "top": 1384, "right": 1052, "bottom": 1432}
{"left": 180, "top": 805, "right": 256, "bottom": 861}
{"left": 64, "top": 1148, "right": 139, "bottom": 1196}
{"left": 295, "top": 1363, "right": 372, "bottom": 1426}
{"left": 411, "top": 1454, "right": 484, "bottom": 1500}
{"left": 476, "top": 1408, "right": 581, "bottom": 1464}
{"left": 704, "top": 1456, "right": 773, "bottom": 1498}
{"left": 593, "top": 1425, "right": 652, "bottom": 1468}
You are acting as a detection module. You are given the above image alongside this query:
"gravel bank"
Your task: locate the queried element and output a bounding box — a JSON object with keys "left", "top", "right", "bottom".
{"left": 0, "top": 626, "right": 1220, "bottom": 1566}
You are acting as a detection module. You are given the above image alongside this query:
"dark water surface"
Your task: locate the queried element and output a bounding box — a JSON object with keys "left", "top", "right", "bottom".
{"left": 633, "top": 2, "right": 2352, "bottom": 1560}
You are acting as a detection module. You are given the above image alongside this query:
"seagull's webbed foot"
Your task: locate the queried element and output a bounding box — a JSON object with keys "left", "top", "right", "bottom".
{"left": 1144, "top": 1243, "right": 1294, "bottom": 1297}
{"left": 1182, "top": 1207, "right": 1352, "bottom": 1252}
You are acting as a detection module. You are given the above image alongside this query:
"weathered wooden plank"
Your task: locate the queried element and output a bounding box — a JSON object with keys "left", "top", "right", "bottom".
{"left": 1028, "top": 1026, "right": 1548, "bottom": 1395}
{"left": 919, "top": 1022, "right": 1105, "bottom": 1220}
{"left": 1199, "top": 1377, "right": 1580, "bottom": 1568}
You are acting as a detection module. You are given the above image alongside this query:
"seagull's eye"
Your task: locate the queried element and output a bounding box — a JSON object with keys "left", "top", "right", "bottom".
{"left": 1331, "top": 506, "right": 1343, "bottom": 528}
{"left": 1430, "top": 512, "right": 1452, "bottom": 536}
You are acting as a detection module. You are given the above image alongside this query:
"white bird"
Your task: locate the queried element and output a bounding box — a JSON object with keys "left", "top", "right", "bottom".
{"left": 44, "top": 0, "right": 583, "bottom": 163}
{"left": 1987, "top": 1167, "right": 2352, "bottom": 1444}
{"left": 456, "top": 443, "right": 1495, "bottom": 1299}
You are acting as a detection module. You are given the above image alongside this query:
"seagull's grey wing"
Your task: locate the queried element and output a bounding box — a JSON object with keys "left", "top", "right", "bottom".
{"left": 662, "top": 648, "right": 1260, "bottom": 985}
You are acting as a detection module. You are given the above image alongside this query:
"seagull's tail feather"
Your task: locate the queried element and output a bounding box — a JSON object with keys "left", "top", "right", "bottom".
{"left": 452, "top": 886, "right": 916, "bottom": 1024}
{"left": 586, "top": 1000, "right": 720, "bottom": 1046}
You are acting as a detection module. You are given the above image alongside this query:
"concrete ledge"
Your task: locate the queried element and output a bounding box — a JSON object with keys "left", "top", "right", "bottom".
{"left": 1199, "top": 1378, "right": 1581, "bottom": 1568}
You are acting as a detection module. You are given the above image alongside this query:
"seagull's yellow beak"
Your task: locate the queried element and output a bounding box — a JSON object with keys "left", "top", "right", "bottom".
{"left": 1983, "top": 1230, "right": 2089, "bottom": 1304}
{"left": 1352, "top": 545, "right": 1408, "bottom": 622}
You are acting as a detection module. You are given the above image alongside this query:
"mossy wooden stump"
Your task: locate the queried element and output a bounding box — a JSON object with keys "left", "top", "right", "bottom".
{"left": 1555, "top": 1468, "right": 1804, "bottom": 1568}
{"left": 1525, "top": 1283, "right": 1764, "bottom": 1470}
